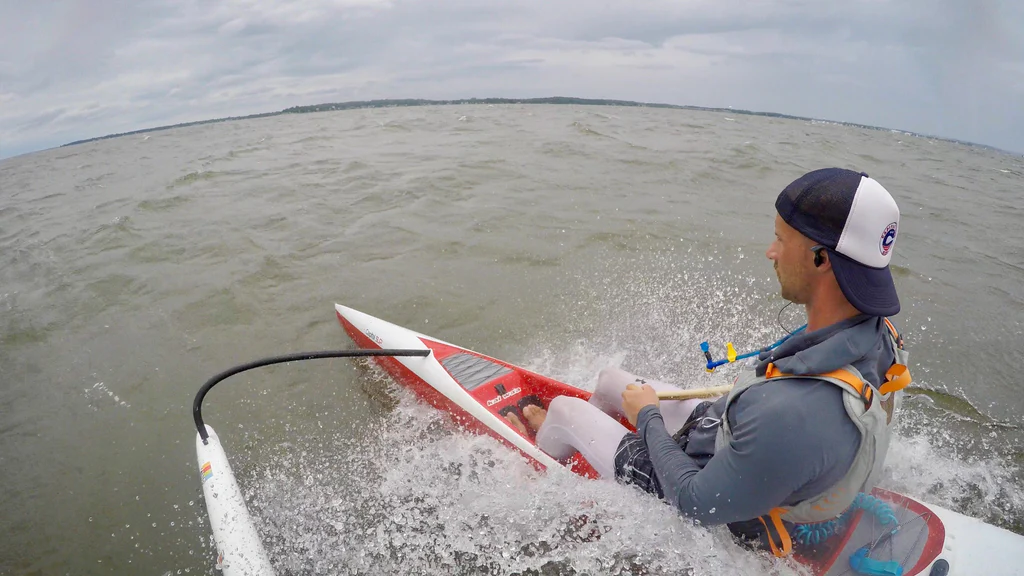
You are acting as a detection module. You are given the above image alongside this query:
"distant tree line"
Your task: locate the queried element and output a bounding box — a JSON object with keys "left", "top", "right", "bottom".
{"left": 60, "top": 97, "right": 974, "bottom": 150}
{"left": 279, "top": 97, "right": 809, "bottom": 120}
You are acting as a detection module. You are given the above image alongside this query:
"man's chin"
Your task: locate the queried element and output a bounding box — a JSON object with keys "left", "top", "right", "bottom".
{"left": 780, "top": 292, "right": 806, "bottom": 305}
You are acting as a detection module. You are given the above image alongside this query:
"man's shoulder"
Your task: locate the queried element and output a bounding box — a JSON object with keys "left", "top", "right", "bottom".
{"left": 733, "top": 376, "right": 848, "bottom": 422}
{"left": 741, "top": 375, "right": 846, "bottom": 402}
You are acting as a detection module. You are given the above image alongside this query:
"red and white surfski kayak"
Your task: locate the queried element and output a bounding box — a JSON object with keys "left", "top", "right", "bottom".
{"left": 335, "top": 303, "right": 602, "bottom": 478}
{"left": 335, "top": 303, "right": 1024, "bottom": 576}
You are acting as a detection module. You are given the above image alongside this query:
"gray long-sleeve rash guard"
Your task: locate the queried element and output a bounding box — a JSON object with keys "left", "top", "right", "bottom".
{"left": 635, "top": 315, "right": 896, "bottom": 526}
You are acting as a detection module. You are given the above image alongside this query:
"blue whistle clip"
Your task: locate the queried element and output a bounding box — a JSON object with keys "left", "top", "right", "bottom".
{"left": 700, "top": 341, "right": 715, "bottom": 372}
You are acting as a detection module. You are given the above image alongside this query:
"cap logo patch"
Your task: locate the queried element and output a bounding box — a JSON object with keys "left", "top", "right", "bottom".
{"left": 880, "top": 223, "right": 897, "bottom": 256}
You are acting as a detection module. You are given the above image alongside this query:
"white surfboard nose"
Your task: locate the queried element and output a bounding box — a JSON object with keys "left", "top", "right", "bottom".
{"left": 335, "top": 303, "right": 456, "bottom": 347}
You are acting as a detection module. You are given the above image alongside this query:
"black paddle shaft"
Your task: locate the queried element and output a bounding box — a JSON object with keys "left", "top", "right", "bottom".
{"left": 193, "top": 348, "right": 431, "bottom": 443}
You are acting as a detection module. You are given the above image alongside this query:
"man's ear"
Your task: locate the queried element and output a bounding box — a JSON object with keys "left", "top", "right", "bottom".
{"left": 811, "top": 245, "right": 828, "bottom": 268}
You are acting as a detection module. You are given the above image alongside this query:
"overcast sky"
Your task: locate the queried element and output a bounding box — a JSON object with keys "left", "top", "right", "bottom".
{"left": 1, "top": 0, "right": 1022, "bottom": 159}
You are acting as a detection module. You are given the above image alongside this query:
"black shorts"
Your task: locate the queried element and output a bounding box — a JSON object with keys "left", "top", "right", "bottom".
{"left": 612, "top": 401, "right": 713, "bottom": 498}
{"left": 613, "top": 432, "right": 665, "bottom": 497}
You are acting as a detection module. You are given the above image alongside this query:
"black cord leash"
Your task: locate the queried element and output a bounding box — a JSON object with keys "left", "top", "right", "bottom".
{"left": 193, "top": 348, "right": 432, "bottom": 443}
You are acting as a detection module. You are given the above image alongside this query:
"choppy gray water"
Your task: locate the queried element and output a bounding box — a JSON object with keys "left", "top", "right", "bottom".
{"left": 1, "top": 104, "right": 1022, "bottom": 575}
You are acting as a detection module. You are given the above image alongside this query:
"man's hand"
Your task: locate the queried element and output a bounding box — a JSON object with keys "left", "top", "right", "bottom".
{"left": 622, "top": 383, "right": 660, "bottom": 427}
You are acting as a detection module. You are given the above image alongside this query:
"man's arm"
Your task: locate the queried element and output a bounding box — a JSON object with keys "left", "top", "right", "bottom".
{"left": 635, "top": 389, "right": 826, "bottom": 525}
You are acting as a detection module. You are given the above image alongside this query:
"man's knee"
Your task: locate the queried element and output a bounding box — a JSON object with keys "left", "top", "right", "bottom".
{"left": 597, "top": 366, "right": 632, "bottom": 390}
{"left": 547, "top": 395, "right": 589, "bottom": 421}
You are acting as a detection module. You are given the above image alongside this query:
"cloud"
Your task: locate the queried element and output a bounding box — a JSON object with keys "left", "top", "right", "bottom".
{"left": 1, "top": 0, "right": 1022, "bottom": 159}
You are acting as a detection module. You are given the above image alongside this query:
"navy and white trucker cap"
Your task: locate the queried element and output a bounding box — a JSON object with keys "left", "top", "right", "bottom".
{"left": 776, "top": 168, "right": 901, "bottom": 316}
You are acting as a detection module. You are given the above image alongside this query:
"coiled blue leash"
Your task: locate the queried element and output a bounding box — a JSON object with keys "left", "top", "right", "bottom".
{"left": 792, "top": 492, "right": 899, "bottom": 547}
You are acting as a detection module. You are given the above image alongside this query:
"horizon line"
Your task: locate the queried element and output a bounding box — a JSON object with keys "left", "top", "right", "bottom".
{"left": 15, "top": 96, "right": 1023, "bottom": 157}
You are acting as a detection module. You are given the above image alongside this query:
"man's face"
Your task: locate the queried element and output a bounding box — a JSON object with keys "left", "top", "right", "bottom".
{"left": 766, "top": 214, "right": 816, "bottom": 304}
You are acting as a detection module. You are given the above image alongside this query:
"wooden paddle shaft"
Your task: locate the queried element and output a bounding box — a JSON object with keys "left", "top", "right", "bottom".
{"left": 655, "top": 385, "right": 733, "bottom": 400}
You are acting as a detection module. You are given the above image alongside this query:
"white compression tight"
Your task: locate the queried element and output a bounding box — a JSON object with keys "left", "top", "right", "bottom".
{"left": 534, "top": 366, "right": 707, "bottom": 478}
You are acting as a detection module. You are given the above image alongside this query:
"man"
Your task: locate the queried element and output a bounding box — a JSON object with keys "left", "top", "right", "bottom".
{"left": 509, "top": 167, "right": 912, "bottom": 556}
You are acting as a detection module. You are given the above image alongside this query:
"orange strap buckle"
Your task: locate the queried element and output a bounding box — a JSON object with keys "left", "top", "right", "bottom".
{"left": 878, "top": 364, "right": 911, "bottom": 395}
{"left": 757, "top": 507, "right": 793, "bottom": 557}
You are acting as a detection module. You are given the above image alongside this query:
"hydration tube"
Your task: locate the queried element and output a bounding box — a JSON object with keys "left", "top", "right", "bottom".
{"left": 700, "top": 324, "right": 807, "bottom": 372}
{"left": 193, "top": 348, "right": 431, "bottom": 576}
